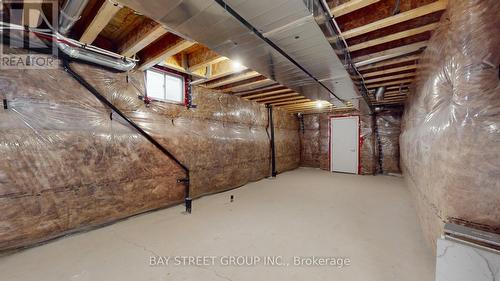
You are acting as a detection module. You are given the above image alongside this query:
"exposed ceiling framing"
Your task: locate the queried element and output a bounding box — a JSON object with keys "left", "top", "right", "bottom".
{"left": 61, "top": 0, "right": 448, "bottom": 112}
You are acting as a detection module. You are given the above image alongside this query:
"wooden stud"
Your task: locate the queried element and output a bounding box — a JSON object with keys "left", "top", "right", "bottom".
{"left": 331, "top": 0, "right": 380, "bottom": 17}
{"left": 342, "top": 1, "right": 448, "bottom": 39}
{"left": 349, "top": 23, "right": 439, "bottom": 52}
{"left": 80, "top": 1, "right": 122, "bottom": 44}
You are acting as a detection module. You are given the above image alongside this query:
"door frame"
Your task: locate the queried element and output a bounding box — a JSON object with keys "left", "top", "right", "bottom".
{"left": 329, "top": 115, "right": 361, "bottom": 174}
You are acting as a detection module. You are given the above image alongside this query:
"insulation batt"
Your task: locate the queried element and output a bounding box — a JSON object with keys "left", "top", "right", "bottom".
{"left": 376, "top": 113, "right": 402, "bottom": 174}
{"left": 400, "top": 0, "right": 500, "bottom": 249}
{"left": 0, "top": 53, "right": 300, "bottom": 251}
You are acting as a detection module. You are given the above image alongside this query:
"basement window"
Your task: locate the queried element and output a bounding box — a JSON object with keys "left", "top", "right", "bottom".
{"left": 146, "top": 69, "right": 184, "bottom": 104}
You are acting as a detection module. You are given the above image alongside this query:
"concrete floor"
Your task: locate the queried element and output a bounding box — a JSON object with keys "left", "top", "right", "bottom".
{"left": 0, "top": 168, "right": 435, "bottom": 281}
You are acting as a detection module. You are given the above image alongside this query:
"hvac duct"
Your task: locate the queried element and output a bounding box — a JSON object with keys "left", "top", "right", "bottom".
{"left": 115, "top": 0, "right": 363, "bottom": 106}
{"left": 59, "top": 0, "right": 90, "bottom": 35}
{"left": 375, "top": 87, "right": 386, "bottom": 101}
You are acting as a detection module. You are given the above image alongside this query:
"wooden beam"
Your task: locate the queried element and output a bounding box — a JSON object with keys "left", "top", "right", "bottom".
{"left": 363, "top": 65, "right": 417, "bottom": 78}
{"left": 331, "top": 0, "right": 380, "bottom": 17}
{"left": 244, "top": 89, "right": 292, "bottom": 99}
{"left": 354, "top": 41, "right": 428, "bottom": 66}
{"left": 205, "top": 71, "right": 261, "bottom": 88}
{"left": 221, "top": 78, "right": 274, "bottom": 92}
{"left": 341, "top": 1, "right": 448, "bottom": 39}
{"left": 80, "top": 1, "right": 122, "bottom": 44}
{"left": 365, "top": 73, "right": 415, "bottom": 84}
{"left": 273, "top": 99, "right": 311, "bottom": 106}
{"left": 22, "top": 0, "right": 43, "bottom": 28}
{"left": 253, "top": 93, "right": 299, "bottom": 103}
{"left": 138, "top": 33, "right": 195, "bottom": 71}
{"left": 366, "top": 78, "right": 414, "bottom": 89}
{"left": 283, "top": 101, "right": 332, "bottom": 109}
{"left": 119, "top": 22, "right": 167, "bottom": 57}
{"left": 234, "top": 85, "right": 284, "bottom": 96}
{"left": 187, "top": 47, "right": 226, "bottom": 72}
{"left": 358, "top": 54, "right": 420, "bottom": 71}
{"left": 266, "top": 96, "right": 306, "bottom": 104}
{"left": 349, "top": 23, "right": 439, "bottom": 52}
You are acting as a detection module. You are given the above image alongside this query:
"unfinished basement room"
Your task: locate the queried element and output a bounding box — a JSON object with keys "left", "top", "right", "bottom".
{"left": 0, "top": 0, "right": 499, "bottom": 280}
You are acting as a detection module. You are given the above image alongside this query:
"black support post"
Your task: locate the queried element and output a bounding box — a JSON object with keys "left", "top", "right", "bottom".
{"left": 267, "top": 104, "right": 277, "bottom": 177}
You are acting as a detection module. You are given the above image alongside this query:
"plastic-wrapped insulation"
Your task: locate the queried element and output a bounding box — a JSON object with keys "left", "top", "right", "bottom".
{"left": 400, "top": 0, "right": 500, "bottom": 249}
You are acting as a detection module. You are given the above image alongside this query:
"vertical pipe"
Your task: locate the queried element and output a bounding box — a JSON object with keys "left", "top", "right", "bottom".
{"left": 267, "top": 105, "right": 277, "bottom": 177}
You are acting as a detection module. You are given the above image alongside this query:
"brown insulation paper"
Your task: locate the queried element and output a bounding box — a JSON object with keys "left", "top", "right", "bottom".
{"left": 0, "top": 54, "right": 300, "bottom": 251}
{"left": 376, "top": 113, "right": 402, "bottom": 174}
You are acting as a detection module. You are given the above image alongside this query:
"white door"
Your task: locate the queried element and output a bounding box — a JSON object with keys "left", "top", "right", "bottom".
{"left": 330, "top": 116, "right": 359, "bottom": 174}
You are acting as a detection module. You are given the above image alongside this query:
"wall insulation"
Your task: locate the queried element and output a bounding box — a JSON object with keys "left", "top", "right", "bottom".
{"left": 299, "top": 111, "right": 377, "bottom": 175}
{"left": 0, "top": 54, "right": 300, "bottom": 251}
{"left": 375, "top": 113, "right": 402, "bottom": 174}
{"left": 400, "top": 0, "right": 500, "bottom": 249}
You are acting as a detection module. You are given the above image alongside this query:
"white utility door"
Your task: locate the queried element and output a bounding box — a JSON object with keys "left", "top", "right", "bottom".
{"left": 330, "top": 116, "right": 359, "bottom": 174}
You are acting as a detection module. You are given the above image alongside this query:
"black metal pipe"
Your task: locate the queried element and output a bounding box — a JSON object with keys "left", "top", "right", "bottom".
{"left": 267, "top": 105, "right": 277, "bottom": 177}
{"left": 62, "top": 58, "right": 192, "bottom": 210}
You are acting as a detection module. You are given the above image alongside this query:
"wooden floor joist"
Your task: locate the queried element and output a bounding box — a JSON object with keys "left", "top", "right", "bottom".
{"left": 349, "top": 23, "right": 439, "bottom": 52}
{"left": 366, "top": 78, "right": 414, "bottom": 89}
{"left": 80, "top": 1, "right": 122, "bottom": 44}
{"left": 139, "top": 34, "right": 195, "bottom": 70}
{"left": 363, "top": 65, "right": 417, "bottom": 78}
{"left": 273, "top": 99, "right": 311, "bottom": 106}
{"left": 262, "top": 97, "right": 307, "bottom": 105}
{"left": 222, "top": 78, "right": 274, "bottom": 92}
{"left": 354, "top": 41, "right": 428, "bottom": 66}
{"left": 205, "top": 71, "right": 261, "bottom": 88}
{"left": 359, "top": 55, "right": 420, "bottom": 71}
{"left": 119, "top": 23, "right": 167, "bottom": 57}
{"left": 243, "top": 89, "right": 291, "bottom": 99}
{"left": 331, "top": 0, "right": 380, "bottom": 17}
{"left": 252, "top": 93, "right": 299, "bottom": 103}
{"left": 341, "top": 0, "right": 448, "bottom": 39}
{"left": 364, "top": 73, "right": 416, "bottom": 84}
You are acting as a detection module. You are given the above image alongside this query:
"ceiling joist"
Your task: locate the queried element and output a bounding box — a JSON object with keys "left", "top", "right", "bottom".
{"left": 359, "top": 54, "right": 420, "bottom": 71}
{"left": 331, "top": 0, "right": 380, "bottom": 17}
{"left": 354, "top": 41, "right": 428, "bottom": 67}
{"left": 348, "top": 23, "right": 439, "bottom": 52}
{"left": 119, "top": 23, "right": 167, "bottom": 57}
{"left": 341, "top": 0, "right": 448, "bottom": 39}
{"left": 80, "top": 1, "right": 122, "bottom": 44}
{"left": 363, "top": 65, "right": 417, "bottom": 78}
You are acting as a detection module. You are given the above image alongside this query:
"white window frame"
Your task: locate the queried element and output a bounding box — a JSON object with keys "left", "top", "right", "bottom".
{"left": 145, "top": 69, "right": 185, "bottom": 104}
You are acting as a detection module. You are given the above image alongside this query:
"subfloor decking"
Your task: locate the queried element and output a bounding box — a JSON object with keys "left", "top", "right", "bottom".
{"left": 0, "top": 168, "right": 434, "bottom": 281}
